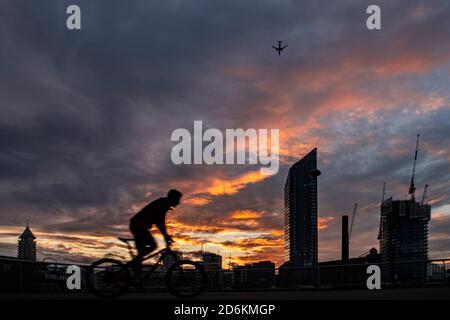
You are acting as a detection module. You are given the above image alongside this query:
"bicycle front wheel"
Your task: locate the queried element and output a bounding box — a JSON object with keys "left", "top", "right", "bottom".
{"left": 86, "top": 258, "right": 130, "bottom": 299}
{"left": 166, "top": 260, "right": 207, "bottom": 298}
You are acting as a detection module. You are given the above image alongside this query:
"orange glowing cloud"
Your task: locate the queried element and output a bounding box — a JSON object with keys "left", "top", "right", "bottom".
{"left": 167, "top": 221, "right": 224, "bottom": 234}
{"left": 183, "top": 196, "right": 211, "bottom": 206}
{"left": 319, "top": 216, "right": 333, "bottom": 230}
{"left": 165, "top": 169, "right": 272, "bottom": 205}
{"left": 206, "top": 170, "right": 270, "bottom": 196}
{"left": 230, "top": 210, "right": 265, "bottom": 219}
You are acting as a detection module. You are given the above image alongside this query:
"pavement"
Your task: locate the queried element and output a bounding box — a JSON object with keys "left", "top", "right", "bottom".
{"left": 1, "top": 286, "right": 450, "bottom": 300}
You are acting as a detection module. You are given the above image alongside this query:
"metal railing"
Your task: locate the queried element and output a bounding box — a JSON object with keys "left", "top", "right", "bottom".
{"left": 0, "top": 257, "right": 448, "bottom": 293}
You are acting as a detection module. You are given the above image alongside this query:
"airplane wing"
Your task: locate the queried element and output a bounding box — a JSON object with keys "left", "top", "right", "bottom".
{"left": 281, "top": 45, "right": 287, "bottom": 50}
{"left": 272, "top": 46, "right": 278, "bottom": 50}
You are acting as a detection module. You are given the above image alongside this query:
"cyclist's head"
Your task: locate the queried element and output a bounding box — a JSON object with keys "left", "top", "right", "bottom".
{"left": 167, "top": 189, "right": 182, "bottom": 206}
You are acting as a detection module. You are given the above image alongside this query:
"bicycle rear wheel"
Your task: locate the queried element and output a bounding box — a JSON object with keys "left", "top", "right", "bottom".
{"left": 86, "top": 258, "right": 130, "bottom": 299}
{"left": 166, "top": 260, "right": 207, "bottom": 298}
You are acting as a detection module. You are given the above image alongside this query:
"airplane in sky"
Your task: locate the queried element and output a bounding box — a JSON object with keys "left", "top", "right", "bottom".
{"left": 272, "top": 40, "right": 287, "bottom": 55}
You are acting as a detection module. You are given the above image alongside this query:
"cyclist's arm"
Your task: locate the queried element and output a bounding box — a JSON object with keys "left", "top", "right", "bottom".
{"left": 156, "top": 220, "right": 172, "bottom": 243}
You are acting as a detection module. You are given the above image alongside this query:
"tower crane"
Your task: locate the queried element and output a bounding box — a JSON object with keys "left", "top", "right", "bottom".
{"left": 377, "top": 182, "right": 385, "bottom": 240}
{"left": 349, "top": 203, "right": 358, "bottom": 240}
{"left": 408, "top": 134, "right": 420, "bottom": 201}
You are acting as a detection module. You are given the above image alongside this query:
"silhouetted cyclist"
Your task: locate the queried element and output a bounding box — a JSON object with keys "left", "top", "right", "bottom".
{"left": 130, "top": 189, "right": 182, "bottom": 268}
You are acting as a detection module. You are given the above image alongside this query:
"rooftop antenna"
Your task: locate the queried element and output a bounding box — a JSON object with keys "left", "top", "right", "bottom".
{"left": 408, "top": 134, "right": 420, "bottom": 201}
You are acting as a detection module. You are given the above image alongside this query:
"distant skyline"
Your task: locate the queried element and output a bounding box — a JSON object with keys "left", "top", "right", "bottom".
{"left": 0, "top": 1, "right": 450, "bottom": 267}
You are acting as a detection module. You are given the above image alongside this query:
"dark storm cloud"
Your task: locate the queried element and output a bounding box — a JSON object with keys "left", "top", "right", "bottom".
{"left": 0, "top": 0, "right": 294, "bottom": 219}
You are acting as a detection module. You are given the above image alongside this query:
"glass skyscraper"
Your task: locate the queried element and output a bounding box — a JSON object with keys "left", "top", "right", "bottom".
{"left": 284, "top": 148, "right": 320, "bottom": 267}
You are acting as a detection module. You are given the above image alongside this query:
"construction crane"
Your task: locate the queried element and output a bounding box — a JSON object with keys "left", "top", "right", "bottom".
{"left": 358, "top": 249, "right": 371, "bottom": 258}
{"left": 408, "top": 134, "right": 420, "bottom": 201}
{"left": 377, "top": 182, "right": 385, "bottom": 240}
{"left": 349, "top": 203, "right": 358, "bottom": 240}
{"left": 421, "top": 184, "right": 429, "bottom": 205}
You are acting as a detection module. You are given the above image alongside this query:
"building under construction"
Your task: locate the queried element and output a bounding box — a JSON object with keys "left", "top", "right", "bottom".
{"left": 379, "top": 198, "right": 430, "bottom": 282}
{"left": 379, "top": 135, "right": 431, "bottom": 283}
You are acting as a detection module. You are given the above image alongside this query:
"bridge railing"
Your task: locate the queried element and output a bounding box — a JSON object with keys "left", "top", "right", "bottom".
{"left": 0, "top": 257, "right": 448, "bottom": 293}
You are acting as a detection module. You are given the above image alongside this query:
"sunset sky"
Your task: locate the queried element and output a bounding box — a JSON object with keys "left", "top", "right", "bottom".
{"left": 0, "top": 0, "right": 449, "bottom": 267}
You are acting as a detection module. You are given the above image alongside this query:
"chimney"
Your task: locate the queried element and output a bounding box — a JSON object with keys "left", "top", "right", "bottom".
{"left": 342, "top": 215, "right": 349, "bottom": 262}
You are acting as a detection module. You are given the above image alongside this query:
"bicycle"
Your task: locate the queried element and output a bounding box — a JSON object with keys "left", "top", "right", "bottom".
{"left": 86, "top": 237, "right": 207, "bottom": 299}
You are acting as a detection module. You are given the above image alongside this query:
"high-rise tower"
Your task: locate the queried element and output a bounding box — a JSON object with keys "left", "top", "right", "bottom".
{"left": 284, "top": 148, "right": 321, "bottom": 266}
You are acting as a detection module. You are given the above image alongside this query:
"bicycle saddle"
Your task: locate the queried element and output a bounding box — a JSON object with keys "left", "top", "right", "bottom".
{"left": 118, "top": 237, "right": 133, "bottom": 243}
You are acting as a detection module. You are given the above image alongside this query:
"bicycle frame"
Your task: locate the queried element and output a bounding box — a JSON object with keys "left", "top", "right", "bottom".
{"left": 121, "top": 239, "right": 181, "bottom": 280}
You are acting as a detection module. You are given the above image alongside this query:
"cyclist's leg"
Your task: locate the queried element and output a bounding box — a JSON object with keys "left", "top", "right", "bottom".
{"left": 145, "top": 232, "right": 157, "bottom": 256}
{"left": 130, "top": 224, "right": 146, "bottom": 267}
{"left": 131, "top": 227, "right": 156, "bottom": 268}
